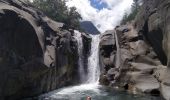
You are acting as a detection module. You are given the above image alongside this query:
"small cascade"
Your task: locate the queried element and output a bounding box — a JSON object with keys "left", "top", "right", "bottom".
{"left": 86, "top": 34, "right": 100, "bottom": 83}
{"left": 74, "top": 30, "right": 86, "bottom": 83}
{"left": 114, "top": 30, "right": 121, "bottom": 68}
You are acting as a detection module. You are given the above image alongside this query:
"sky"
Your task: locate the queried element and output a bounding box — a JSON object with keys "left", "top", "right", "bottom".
{"left": 66, "top": 0, "right": 133, "bottom": 33}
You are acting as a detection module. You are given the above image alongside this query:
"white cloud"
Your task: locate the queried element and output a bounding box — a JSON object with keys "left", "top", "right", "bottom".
{"left": 29, "top": 0, "right": 33, "bottom": 2}
{"left": 99, "top": 0, "right": 123, "bottom": 8}
{"left": 66, "top": 0, "right": 133, "bottom": 33}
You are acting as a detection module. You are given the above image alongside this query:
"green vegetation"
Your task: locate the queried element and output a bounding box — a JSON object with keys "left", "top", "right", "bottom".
{"left": 32, "top": 0, "right": 82, "bottom": 29}
{"left": 121, "top": 0, "right": 142, "bottom": 24}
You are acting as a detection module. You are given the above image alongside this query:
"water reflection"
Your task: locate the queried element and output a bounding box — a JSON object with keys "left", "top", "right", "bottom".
{"left": 39, "top": 84, "right": 162, "bottom": 100}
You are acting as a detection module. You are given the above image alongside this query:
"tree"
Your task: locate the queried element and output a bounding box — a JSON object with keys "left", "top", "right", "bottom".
{"left": 32, "top": 0, "right": 82, "bottom": 29}
{"left": 65, "top": 7, "right": 82, "bottom": 29}
{"left": 121, "top": 0, "right": 142, "bottom": 24}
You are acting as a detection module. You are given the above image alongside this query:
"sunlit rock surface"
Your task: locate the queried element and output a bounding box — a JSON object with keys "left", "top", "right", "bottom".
{"left": 99, "top": 0, "right": 170, "bottom": 99}
{"left": 99, "top": 23, "right": 166, "bottom": 98}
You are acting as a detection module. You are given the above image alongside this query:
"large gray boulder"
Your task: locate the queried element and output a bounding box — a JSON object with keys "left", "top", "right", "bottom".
{"left": 0, "top": 0, "right": 79, "bottom": 99}
{"left": 154, "top": 67, "right": 170, "bottom": 100}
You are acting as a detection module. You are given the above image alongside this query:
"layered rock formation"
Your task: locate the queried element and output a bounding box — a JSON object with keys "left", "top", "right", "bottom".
{"left": 99, "top": 23, "right": 165, "bottom": 98}
{"left": 99, "top": 0, "right": 170, "bottom": 99}
{"left": 135, "top": 0, "right": 170, "bottom": 99}
{"left": 99, "top": 30, "right": 121, "bottom": 86}
{"left": 0, "top": 0, "right": 82, "bottom": 99}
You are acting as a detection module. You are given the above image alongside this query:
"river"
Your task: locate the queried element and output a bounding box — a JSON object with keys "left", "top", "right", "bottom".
{"left": 38, "top": 83, "right": 161, "bottom": 100}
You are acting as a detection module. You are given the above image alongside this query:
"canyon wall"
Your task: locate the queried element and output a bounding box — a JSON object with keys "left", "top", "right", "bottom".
{"left": 0, "top": 0, "right": 84, "bottom": 99}
{"left": 99, "top": 0, "right": 170, "bottom": 99}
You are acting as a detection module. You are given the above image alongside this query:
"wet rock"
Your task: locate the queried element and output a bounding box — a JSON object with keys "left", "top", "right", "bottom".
{"left": 81, "top": 32, "right": 92, "bottom": 56}
{"left": 81, "top": 32, "right": 92, "bottom": 72}
{"left": 106, "top": 68, "right": 120, "bottom": 81}
{"left": 99, "top": 74, "right": 110, "bottom": 86}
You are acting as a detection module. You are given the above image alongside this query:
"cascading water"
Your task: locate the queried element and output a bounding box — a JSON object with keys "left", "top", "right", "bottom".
{"left": 74, "top": 30, "right": 100, "bottom": 84}
{"left": 86, "top": 34, "right": 100, "bottom": 83}
{"left": 39, "top": 31, "right": 161, "bottom": 100}
{"left": 74, "top": 30, "right": 86, "bottom": 83}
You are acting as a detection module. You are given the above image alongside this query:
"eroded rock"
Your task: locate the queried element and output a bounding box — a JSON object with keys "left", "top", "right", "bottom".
{"left": 0, "top": 0, "right": 79, "bottom": 99}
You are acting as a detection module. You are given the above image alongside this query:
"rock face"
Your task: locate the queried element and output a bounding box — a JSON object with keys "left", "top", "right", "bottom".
{"left": 135, "top": 0, "right": 170, "bottom": 99}
{"left": 100, "top": 0, "right": 170, "bottom": 100}
{"left": 99, "top": 0, "right": 170, "bottom": 99}
{"left": 0, "top": 0, "right": 79, "bottom": 99}
{"left": 80, "top": 21, "right": 100, "bottom": 35}
{"left": 135, "top": 0, "right": 167, "bottom": 65}
{"left": 99, "top": 23, "right": 164, "bottom": 98}
{"left": 99, "top": 30, "right": 121, "bottom": 86}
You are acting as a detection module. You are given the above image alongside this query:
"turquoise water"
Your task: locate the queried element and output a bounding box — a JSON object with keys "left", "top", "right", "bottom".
{"left": 38, "top": 84, "right": 162, "bottom": 100}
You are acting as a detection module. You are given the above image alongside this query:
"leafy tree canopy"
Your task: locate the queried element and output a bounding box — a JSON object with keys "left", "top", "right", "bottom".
{"left": 121, "top": 0, "right": 142, "bottom": 25}
{"left": 32, "top": 0, "right": 82, "bottom": 29}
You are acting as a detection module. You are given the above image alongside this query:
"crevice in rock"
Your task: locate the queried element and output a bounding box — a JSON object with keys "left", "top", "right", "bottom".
{"left": 142, "top": 21, "right": 167, "bottom": 65}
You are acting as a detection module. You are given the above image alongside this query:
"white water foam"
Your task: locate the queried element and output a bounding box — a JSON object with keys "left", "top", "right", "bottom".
{"left": 74, "top": 31, "right": 100, "bottom": 84}
{"left": 53, "top": 83, "right": 100, "bottom": 95}
{"left": 49, "top": 34, "right": 101, "bottom": 99}
{"left": 74, "top": 30, "right": 86, "bottom": 83}
{"left": 86, "top": 34, "right": 100, "bottom": 84}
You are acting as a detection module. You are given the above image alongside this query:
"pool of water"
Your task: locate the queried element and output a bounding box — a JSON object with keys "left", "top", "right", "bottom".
{"left": 38, "top": 84, "right": 162, "bottom": 100}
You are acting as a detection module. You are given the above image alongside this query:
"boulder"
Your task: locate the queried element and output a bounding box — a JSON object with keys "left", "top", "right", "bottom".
{"left": 134, "top": 74, "right": 160, "bottom": 95}
{"left": 100, "top": 30, "right": 116, "bottom": 46}
{"left": 154, "top": 67, "right": 170, "bottom": 99}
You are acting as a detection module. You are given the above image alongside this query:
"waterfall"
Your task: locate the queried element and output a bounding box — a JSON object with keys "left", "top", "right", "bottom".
{"left": 86, "top": 34, "right": 100, "bottom": 83}
{"left": 74, "top": 30, "right": 100, "bottom": 84}
{"left": 39, "top": 32, "right": 162, "bottom": 100}
{"left": 74, "top": 30, "right": 86, "bottom": 83}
